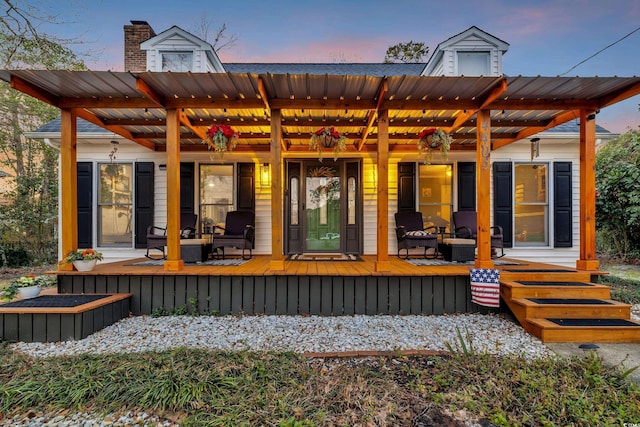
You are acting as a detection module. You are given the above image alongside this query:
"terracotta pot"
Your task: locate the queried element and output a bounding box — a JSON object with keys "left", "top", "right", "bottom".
{"left": 72, "top": 259, "right": 98, "bottom": 271}
{"left": 17, "top": 285, "right": 41, "bottom": 299}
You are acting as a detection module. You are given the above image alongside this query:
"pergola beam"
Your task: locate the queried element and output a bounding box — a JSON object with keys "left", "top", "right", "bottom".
{"left": 75, "top": 109, "right": 157, "bottom": 150}
{"left": 445, "top": 78, "right": 508, "bottom": 133}
{"left": 358, "top": 78, "right": 387, "bottom": 151}
{"left": 492, "top": 110, "right": 579, "bottom": 149}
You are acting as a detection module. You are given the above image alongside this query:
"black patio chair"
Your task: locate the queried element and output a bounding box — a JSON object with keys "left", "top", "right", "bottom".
{"left": 212, "top": 210, "right": 255, "bottom": 260}
{"left": 145, "top": 212, "right": 198, "bottom": 259}
{"left": 452, "top": 211, "right": 504, "bottom": 258}
{"left": 394, "top": 211, "right": 439, "bottom": 259}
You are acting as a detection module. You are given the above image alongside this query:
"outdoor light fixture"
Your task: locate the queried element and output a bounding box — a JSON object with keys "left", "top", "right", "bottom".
{"left": 260, "top": 163, "right": 271, "bottom": 187}
{"left": 530, "top": 137, "right": 540, "bottom": 161}
{"left": 587, "top": 113, "right": 596, "bottom": 121}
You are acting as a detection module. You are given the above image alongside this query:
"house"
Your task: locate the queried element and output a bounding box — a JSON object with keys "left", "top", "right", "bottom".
{"left": 3, "top": 21, "right": 640, "bottom": 344}
{"left": 23, "top": 23, "right": 618, "bottom": 267}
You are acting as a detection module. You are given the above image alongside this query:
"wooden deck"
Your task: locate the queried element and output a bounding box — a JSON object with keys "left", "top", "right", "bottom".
{"left": 53, "top": 255, "right": 587, "bottom": 278}
{"left": 51, "top": 255, "right": 606, "bottom": 319}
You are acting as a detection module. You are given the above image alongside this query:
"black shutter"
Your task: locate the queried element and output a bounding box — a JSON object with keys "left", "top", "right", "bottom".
{"left": 493, "top": 162, "right": 513, "bottom": 248}
{"left": 180, "top": 162, "right": 195, "bottom": 213}
{"left": 237, "top": 163, "right": 255, "bottom": 211}
{"left": 134, "top": 162, "right": 154, "bottom": 248}
{"left": 397, "top": 162, "right": 416, "bottom": 212}
{"left": 77, "top": 162, "right": 93, "bottom": 248}
{"left": 457, "top": 162, "right": 476, "bottom": 211}
{"left": 554, "top": 162, "right": 573, "bottom": 248}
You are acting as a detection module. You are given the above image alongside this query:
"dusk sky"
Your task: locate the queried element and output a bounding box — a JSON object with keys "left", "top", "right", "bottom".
{"left": 41, "top": 0, "right": 640, "bottom": 134}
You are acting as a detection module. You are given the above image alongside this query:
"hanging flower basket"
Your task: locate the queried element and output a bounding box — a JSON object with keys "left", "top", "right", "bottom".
{"left": 203, "top": 124, "right": 239, "bottom": 158}
{"left": 417, "top": 128, "right": 452, "bottom": 163}
{"left": 310, "top": 127, "right": 347, "bottom": 161}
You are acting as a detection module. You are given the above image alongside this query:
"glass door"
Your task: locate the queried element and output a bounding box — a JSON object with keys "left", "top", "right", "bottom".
{"left": 305, "top": 164, "right": 341, "bottom": 252}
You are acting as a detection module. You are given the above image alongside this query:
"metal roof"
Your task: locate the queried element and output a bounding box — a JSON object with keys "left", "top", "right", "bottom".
{"left": 2, "top": 70, "right": 639, "bottom": 153}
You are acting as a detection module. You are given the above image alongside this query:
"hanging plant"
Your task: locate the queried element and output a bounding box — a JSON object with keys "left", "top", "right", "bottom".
{"left": 204, "top": 124, "right": 239, "bottom": 158}
{"left": 417, "top": 128, "right": 452, "bottom": 163}
{"left": 309, "top": 126, "right": 347, "bottom": 161}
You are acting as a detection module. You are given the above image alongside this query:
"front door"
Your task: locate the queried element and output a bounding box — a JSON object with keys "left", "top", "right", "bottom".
{"left": 285, "top": 160, "right": 361, "bottom": 255}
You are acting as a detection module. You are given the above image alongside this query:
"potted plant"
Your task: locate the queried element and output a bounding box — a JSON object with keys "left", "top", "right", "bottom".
{"left": 63, "top": 248, "right": 104, "bottom": 271}
{"left": 203, "top": 124, "right": 239, "bottom": 158}
{"left": 417, "top": 127, "right": 452, "bottom": 163}
{"left": 1, "top": 274, "right": 56, "bottom": 301}
{"left": 310, "top": 126, "right": 347, "bottom": 161}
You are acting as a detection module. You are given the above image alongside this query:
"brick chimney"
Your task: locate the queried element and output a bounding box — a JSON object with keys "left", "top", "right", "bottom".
{"left": 124, "top": 20, "right": 155, "bottom": 72}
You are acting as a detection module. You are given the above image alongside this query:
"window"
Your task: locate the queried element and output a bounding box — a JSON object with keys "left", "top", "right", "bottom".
{"left": 161, "top": 52, "right": 193, "bottom": 72}
{"left": 418, "top": 164, "right": 452, "bottom": 231}
{"left": 514, "top": 163, "right": 548, "bottom": 246}
{"left": 98, "top": 163, "right": 133, "bottom": 246}
{"left": 457, "top": 51, "right": 490, "bottom": 76}
{"left": 199, "top": 165, "right": 234, "bottom": 234}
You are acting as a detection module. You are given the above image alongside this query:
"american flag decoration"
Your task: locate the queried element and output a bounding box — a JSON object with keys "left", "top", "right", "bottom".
{"left": 469, "top": 268, "right": 501, "bottom": 307}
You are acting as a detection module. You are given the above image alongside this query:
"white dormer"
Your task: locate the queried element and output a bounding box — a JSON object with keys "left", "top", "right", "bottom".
{"left": 422, "top": 26, "right": 509, "bottom": 76}
{"left": 140, "top": 25, "right": 225, "bottom": 72}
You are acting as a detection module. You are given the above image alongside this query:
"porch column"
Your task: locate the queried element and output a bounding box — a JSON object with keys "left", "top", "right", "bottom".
{"left": 376, "top": 109, "right": 390, "bottom": 271}
{"left": 475, "top": 109, "right": 494, "bottom": 268}
{"left": 270, "top": 109, "right": 285, "bottom": 270}
{"left": 576, "top": 109, "right": 599, "bottom": 271}
{"left": 164, "top": 108, "right": 183, "bottom": 271}
{"left": 58, "top": 109, "right": 77, "bottom": 271}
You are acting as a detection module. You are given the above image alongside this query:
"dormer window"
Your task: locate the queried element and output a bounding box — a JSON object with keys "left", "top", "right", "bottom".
{"left": 457, "top": 51, "right": 490, "bottom": 76}
{"left": 161, "top": 51, "right": 193, "bottom": 72}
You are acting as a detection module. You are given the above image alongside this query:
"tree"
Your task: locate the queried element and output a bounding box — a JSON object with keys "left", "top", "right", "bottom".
{"left": 191, "top": 13, "right": 237, "bottom": 51}
{"left": 384, "top": 41, "right": 429, "bottom": 63}
{"left": 595, "top": 127, "right": 640, "bottom": 261}
{"left": 0, "top": 0, "right": 86, "bottom": 265}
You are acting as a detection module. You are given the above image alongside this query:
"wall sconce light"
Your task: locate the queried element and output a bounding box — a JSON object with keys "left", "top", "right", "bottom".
{"left": 586, "top": 113, "right": 596, "bottom": 121}
{"left": 530, "top": 137, "right": 540, "bottom": 162}
{"left": 260, "top": 163, "right": 271, "bottom": 187}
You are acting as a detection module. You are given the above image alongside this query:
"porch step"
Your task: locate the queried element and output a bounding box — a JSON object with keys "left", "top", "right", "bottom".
{"left": 528, "top": 318, "right": 640, "bottom": 343}
{"left": 500, "top": 269, "right": 595, "bottom": 283}
{"left": 510, "top": 298, "right": 631, "bottom": 322}
{"left": 501, "top": 280, "right": 611, "bottom": 300}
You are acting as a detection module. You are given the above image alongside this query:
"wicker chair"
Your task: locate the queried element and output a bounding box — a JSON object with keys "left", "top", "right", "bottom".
{"left": 145, "top": 213, "right": 198, "bottom": 259}
{"left": 452, "top": 211, "right": 504, "bottom": 258}
{"left": 212, "top": 211, "right": 255, "bottom": 260}
{"left": 394, "top": 211, "right": 439, "bottom": 259}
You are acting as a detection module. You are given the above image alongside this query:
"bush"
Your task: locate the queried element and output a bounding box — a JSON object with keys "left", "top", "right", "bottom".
{"left": 0, "top": 246, "right": 32, "bottom": 267}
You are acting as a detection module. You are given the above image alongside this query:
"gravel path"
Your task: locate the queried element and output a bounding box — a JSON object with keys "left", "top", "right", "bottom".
{"left": 9, "top": 312, "right": 552, "bottom": 359}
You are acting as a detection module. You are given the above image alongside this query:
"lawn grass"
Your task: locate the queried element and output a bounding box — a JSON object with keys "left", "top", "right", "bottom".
{"left": 1, "top": 345, "right": 639, "bottom": 426}
{"left": 599, "top": 263, "right": 640, "bottom": 304}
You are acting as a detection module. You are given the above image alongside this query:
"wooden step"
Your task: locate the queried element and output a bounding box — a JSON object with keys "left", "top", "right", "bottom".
{"left": 501, "top": 280, "right": 611, "bottom": 300}
{"left": 510, "top": 298, "right": 631, "bottom": 321}
{"left": 528, "top": 318, "right": 640, "bottom": 343}
{"left": 499, "top": 269, "right": 596, "bottom": 283}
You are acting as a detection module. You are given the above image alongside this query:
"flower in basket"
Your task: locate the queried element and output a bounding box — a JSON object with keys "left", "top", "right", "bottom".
{"left": 309, "top": 126, "right": 347, "bottom": 161}
{"left": 2, "top": 274, "right": 56, "bottom": 301}
{"left": 63, "top": 248, "right": 104, "bottom": 265}
{"left": 417, "top": 127, "right": 452, "bottom": 163}
{"left": 204, "top": 124, "right": 239, "bottom": 158}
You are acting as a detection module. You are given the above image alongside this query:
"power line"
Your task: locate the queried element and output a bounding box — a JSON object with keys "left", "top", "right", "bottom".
{"left": 560, "top": 25, "right": 640, "bottom": 76}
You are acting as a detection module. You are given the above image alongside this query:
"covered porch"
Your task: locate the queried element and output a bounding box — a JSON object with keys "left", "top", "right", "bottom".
{"left": 3, "top": 71, "right": 640, "bottom": 273}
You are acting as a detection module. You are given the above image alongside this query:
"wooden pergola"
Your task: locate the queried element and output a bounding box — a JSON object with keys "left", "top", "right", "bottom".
{"left": 2, "top": 70, "right": 640, "bottom": 272}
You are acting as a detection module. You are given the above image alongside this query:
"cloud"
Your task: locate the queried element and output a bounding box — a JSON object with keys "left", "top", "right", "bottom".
{"left": 220, "top": 36, "right": 388, "bottom": 63}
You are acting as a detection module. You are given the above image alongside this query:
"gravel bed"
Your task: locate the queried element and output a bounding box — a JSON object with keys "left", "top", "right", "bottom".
{"left": 9, "top": 312, "right": 553, "bottom": 359}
